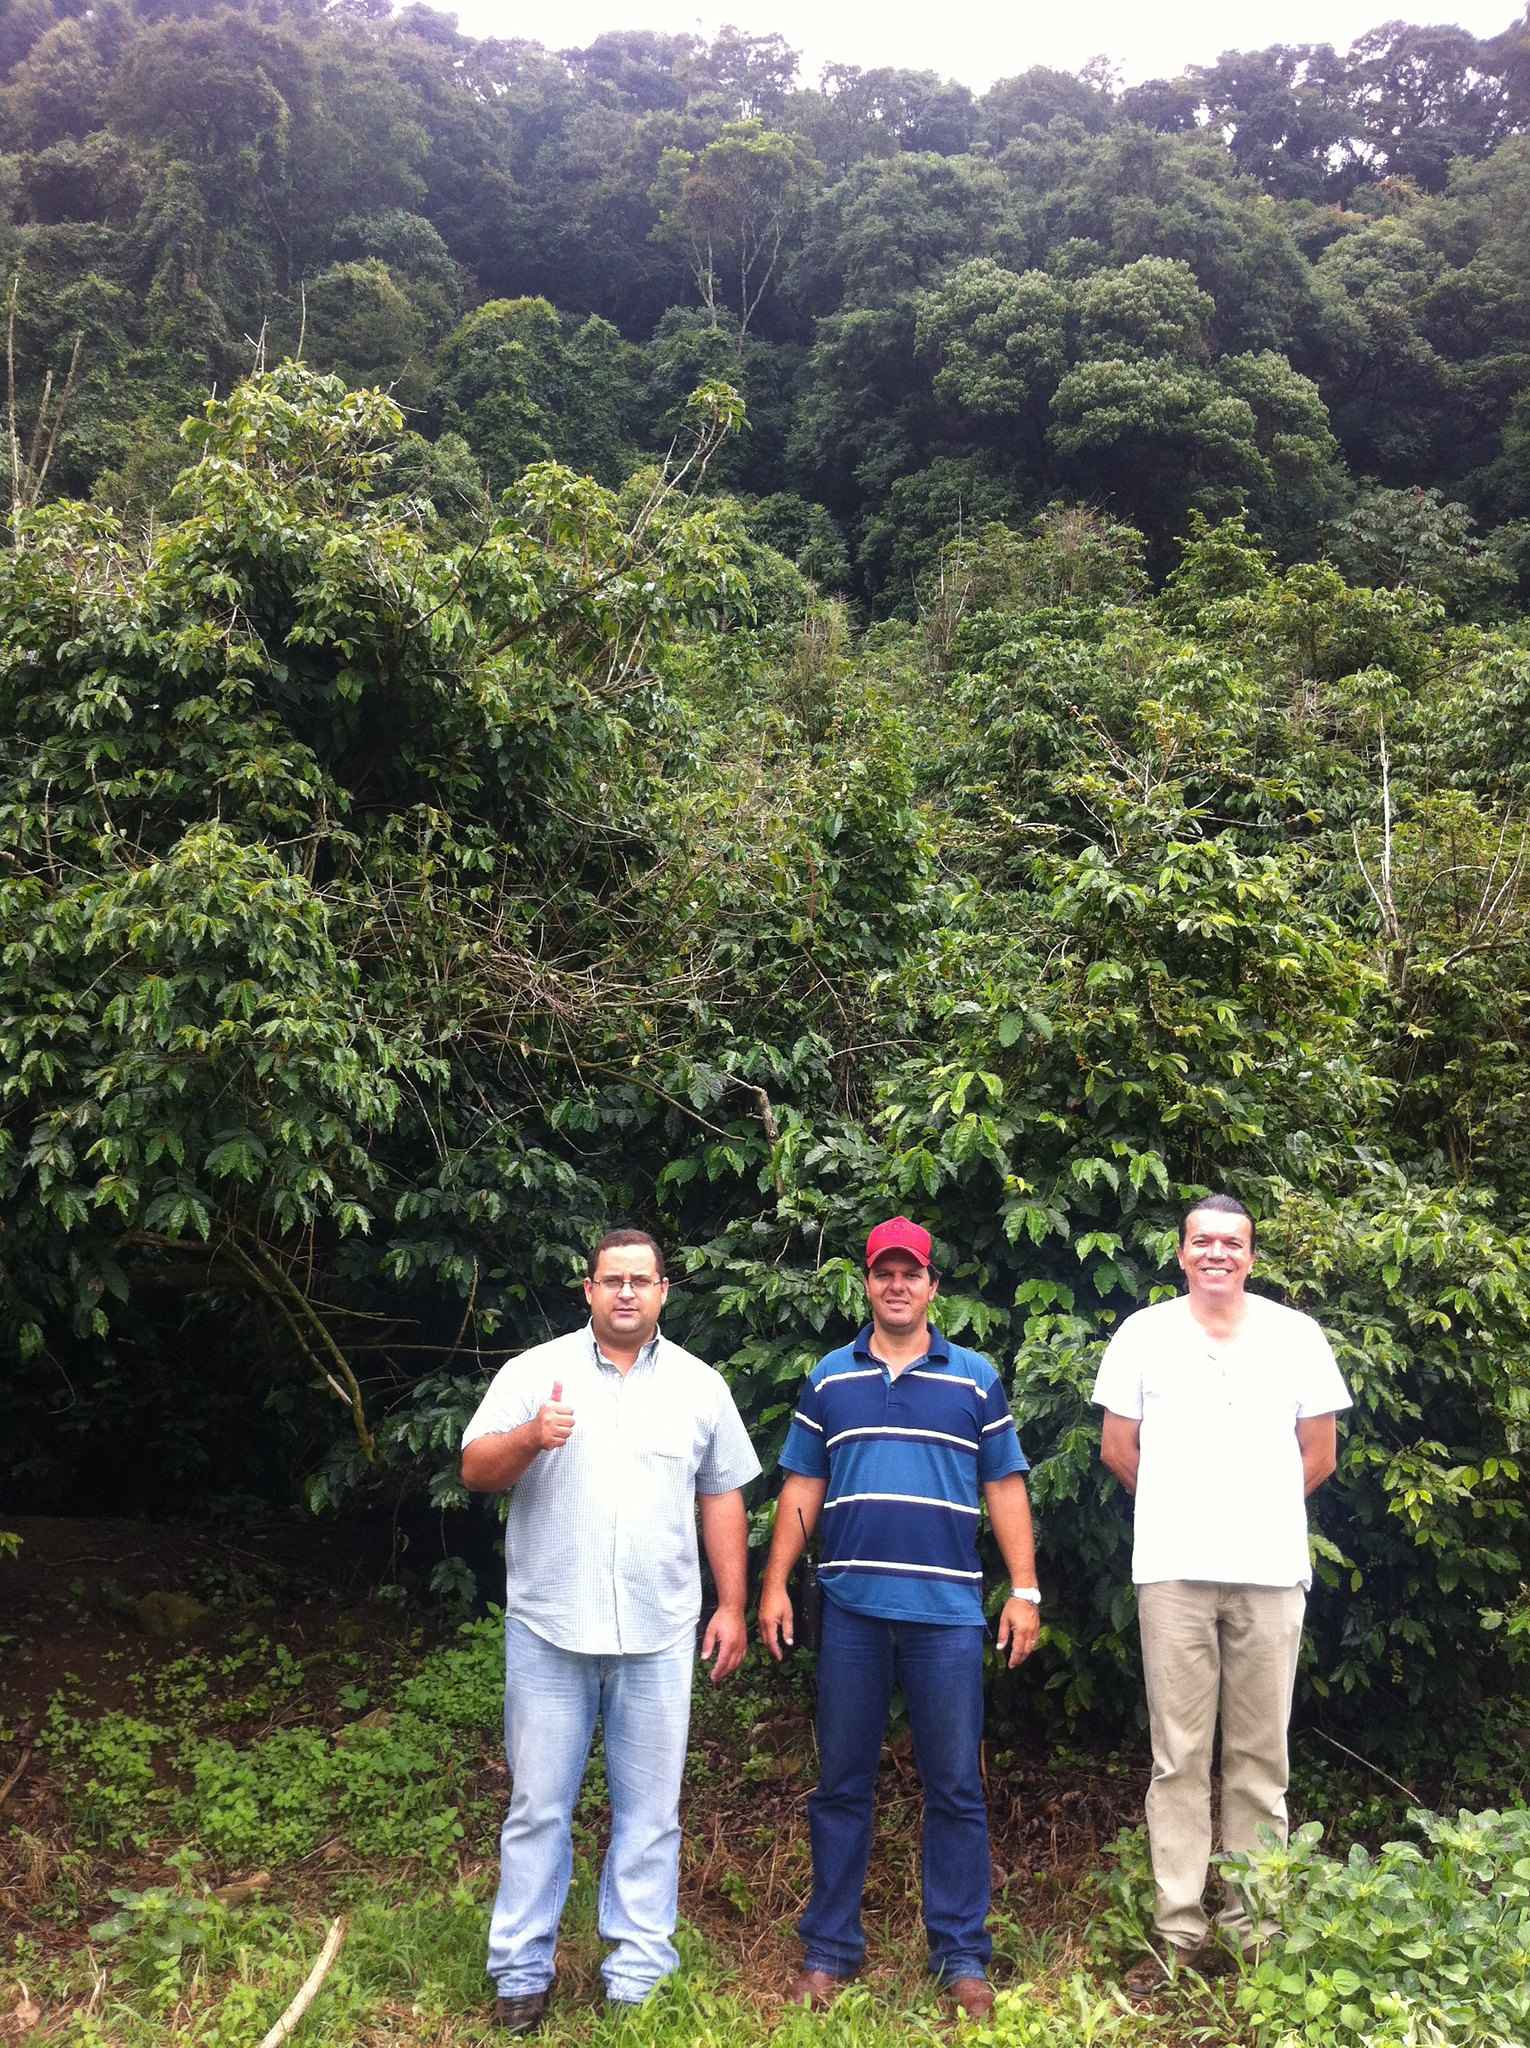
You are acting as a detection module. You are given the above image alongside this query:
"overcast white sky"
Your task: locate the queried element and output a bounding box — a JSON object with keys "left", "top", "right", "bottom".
{"left": 448, "top": 0, "right": 1521, "bottom": 93}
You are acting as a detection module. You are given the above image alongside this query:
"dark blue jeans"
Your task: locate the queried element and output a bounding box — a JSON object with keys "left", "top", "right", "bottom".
{"left": 800, "top": 1598, "right": 992, "bottom": 1982}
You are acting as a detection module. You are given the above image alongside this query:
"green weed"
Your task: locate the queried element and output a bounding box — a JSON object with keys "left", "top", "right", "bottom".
{"left": 967, "top": 1980, "right": 1164, "bottom": 2046}
{"left": 399, "top": 1613, "right": 506, "bottom": 1729}
{"left": 41, "top": 1707, "right": 170, "bottom": 1850}
{"left": 181, "top": 1713, "right": 467, "bottom": 1866}
{"left": 1228, "top": 1804, "right": 1530, "bottom": 2045}
{"left": 1077, "top": 1827, "right": 1157, "bottom": 1968}
{"left": 35, "top": 1620, "right": 506, "bottom": 1875}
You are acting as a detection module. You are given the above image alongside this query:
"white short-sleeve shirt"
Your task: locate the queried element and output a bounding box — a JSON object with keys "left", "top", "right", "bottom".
{"left": 462, "top": 1322, "right": 761, "bottom": 1656}
{"left": 1091, "top": 1292, "right": 1352, "bottom": 1590}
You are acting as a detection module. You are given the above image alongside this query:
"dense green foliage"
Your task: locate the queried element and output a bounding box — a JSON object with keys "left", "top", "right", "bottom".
{"left": 4, "top": 357, "right": 1530, "bottom": 1748}
{"left": 4, "top": 0, "right": 1530, "bottom": 589}
{"left": 5, "top": 0, "right": 1530, "bottom": 1745}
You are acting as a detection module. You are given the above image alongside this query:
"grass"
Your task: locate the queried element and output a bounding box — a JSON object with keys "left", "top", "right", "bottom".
{"left": 7, "top": 1873, "right": 1184, "bottom": 2047}
{"left": 0, "top": 1601, "right": 1212, "bottom": 2046}
{"left": 2, "top": 1569, "right": 1528, "bottom": 2047}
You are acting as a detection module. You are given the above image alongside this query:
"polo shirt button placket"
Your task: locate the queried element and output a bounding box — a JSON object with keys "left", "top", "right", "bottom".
{"left": 611, "top": 1365, "right": 626, "bottom": 1651}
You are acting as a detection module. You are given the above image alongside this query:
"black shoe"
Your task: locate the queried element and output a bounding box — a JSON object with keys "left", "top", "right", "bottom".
{"left": 496, "top": 1985, "right": 553, "bottom": 2035}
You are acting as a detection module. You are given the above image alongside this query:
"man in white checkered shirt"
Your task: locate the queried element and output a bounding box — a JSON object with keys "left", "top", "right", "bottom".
{"left": 462, "top": 1227, "right": 760, "bottom": 2034}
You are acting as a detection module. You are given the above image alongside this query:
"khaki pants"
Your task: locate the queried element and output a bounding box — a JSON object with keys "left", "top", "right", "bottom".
{"left": 1137, "top": 1580, "right": 1306, "bottom": 1949}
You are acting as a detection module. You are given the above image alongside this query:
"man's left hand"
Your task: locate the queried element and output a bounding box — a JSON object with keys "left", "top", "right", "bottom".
{"left": 995, "top": 1596, "right": 1041, "bottom": 1668}
{"left": 700, "top": 1603, "right": 748, "bottom": 1683}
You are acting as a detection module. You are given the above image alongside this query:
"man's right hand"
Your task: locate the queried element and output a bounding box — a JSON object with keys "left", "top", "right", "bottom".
{"left": 534, "top": 1380, "right": 574, "bottom": 1452}
{"left": 758, "top": 1579, "right": 795, "bottom": 1662}
{"left": 463, "top": 1383, "right": 574, "bottom": 1492}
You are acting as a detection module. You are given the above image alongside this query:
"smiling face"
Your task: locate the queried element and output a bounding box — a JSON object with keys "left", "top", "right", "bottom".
{"left": 864, "top": 1248, "right": 938, "bottom": 1339}
{"left": 1175, "top": 1207, "right": 1255, "bottom": 1307}
{"left": 583, "top": 1241, "right": 668, "bottom": 1354}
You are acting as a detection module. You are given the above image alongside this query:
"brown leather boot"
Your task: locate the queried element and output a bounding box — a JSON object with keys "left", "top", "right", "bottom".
{"left": 951, "top": 1977, "right": 995, "bottom": 2019}
{"left": 786, "top": 1968, "right": 855, "bottom": 2010}
{"left": 1124, "top": 1943, "right": 1207, "bottom": 1995}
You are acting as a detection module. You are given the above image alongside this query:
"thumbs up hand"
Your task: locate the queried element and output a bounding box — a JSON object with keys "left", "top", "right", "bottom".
{"left": 534, "top": 1379, "right": 575, "bottom": 1452}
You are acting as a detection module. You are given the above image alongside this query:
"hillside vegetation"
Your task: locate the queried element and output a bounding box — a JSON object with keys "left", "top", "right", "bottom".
{"left": 3, "top": 1, "right": 1530, "bottom": 1750}
{"left": 4, "top": 3, "right": 1530, "bottom": 585}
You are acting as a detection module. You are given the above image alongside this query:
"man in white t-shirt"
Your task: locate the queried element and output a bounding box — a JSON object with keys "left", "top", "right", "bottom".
{"left": 1091, "top": 1195, "right": 1351, "bottom": 1982}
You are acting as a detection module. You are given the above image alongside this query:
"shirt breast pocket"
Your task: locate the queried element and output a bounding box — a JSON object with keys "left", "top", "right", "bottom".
{"left": 636, "top": 1432, "right": 699, "bottom": 1478}
{"left": 628, "top": 1441, "right": 695, "bottom": 1521}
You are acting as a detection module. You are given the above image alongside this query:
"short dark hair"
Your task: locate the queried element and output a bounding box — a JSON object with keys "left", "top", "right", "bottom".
{"left": 1178, "top": 1194, "right": 1256, "bottom": 1249}
{"left": 587, "top": 1228, "right": 667, "bottom": 1281}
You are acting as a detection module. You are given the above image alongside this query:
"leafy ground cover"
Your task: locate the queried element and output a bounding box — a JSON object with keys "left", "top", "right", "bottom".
{"left": 4, "top": 1517, "right": 1529, "bottom": 2047}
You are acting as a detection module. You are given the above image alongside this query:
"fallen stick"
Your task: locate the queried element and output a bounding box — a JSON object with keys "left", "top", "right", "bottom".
{"left": 257, "top": 1918, "right": 346, "bottom": 2048}
{"left": 0, "top": 1745, "right": 33, "bottom": 1814}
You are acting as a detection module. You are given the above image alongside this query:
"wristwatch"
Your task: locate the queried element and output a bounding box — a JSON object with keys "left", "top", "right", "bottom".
{"left": 1009, "top": 1587, "right": 1041, "bottom": 1605}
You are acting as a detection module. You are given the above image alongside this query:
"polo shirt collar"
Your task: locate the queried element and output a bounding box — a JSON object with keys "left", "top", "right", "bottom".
{"left": 852, "top": 1322, "right": 950, "bottom": 1367}
{"left": 587, "top": 1320, "right": 662, "bottom": 1373}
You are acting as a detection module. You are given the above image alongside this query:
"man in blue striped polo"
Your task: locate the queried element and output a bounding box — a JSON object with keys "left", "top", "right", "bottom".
{"left": 758, "top": 1216, "right": 1040, "bottom": 2019}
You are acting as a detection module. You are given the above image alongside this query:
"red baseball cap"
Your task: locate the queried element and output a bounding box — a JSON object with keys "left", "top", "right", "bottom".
{"left": 865, "top": 1216, "right": 933, "bottom": 1269}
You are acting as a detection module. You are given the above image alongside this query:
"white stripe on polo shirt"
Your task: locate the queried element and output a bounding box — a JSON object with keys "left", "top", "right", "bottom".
{"left": 824, "top": 1490, "right": 980, "bottom": 1514}
{"left": 824, "top": 1558, "right": 983, "bottom": 1580}
{"left": 825, "top": 1424, "right": 978, "bottom": 1452}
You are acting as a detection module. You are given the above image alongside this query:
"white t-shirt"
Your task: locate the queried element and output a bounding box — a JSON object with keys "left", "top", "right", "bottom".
{"left": 1091, "top": 1292, "right": 1352, "bottom": 1590}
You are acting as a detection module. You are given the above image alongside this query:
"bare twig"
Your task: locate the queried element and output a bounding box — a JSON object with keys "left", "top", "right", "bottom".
{"left": 228, "top": 1232, "right": 375, "bottom": 1461}
{"left": 219, "top": 1240, "right": 355, "bottom": 1423}
{"left": 726, "top": 1079, "right": 785, "bottom": 1193}
{"left": 7, "top": 277, "right": 20, "bottom": 520}
{"left": 1378, "top": 713, "right": 1396, "bottom": 937}
{"left": 441, "top": 1256, "right": 479, "bottom": 1370}
{"left": 5, "top": 277, "right": 82, "bottom": 539}
{"left": 33, "top": 332, "right": 80, "bottom": 497}
{"left": 118, "top": 1227, "right": 375, "bottom": 1459}
{"left": 0, "top": 1744, "right": 33, "bottom": 1815}
{"left": 257, "top": 1917, "right": 346, "bottom": 2048}
{"left": 1308, "top": 1728, "right": 1432, "bottom": 1810}
{"left": 1353, "top": 712, "right": 1406, "bottom": 983}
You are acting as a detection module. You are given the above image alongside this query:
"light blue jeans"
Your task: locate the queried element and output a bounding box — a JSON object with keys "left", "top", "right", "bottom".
{"left": 488, "top": 1615, "right": 695, "bottom": 2004}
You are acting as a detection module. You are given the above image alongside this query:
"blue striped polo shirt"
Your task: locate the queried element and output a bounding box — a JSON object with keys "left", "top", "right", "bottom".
{"left": 778, "top": 1324, "right": 1028, "bottom": 1626}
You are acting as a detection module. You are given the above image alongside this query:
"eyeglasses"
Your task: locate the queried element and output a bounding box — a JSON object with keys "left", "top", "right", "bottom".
{"left": 591, "top": 1275, "right": 663, "bottom": 1294}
